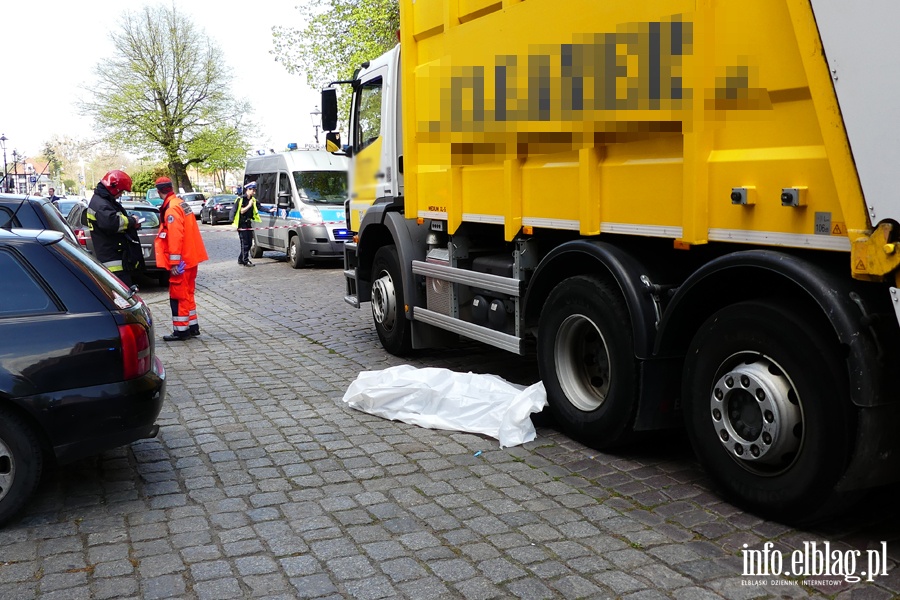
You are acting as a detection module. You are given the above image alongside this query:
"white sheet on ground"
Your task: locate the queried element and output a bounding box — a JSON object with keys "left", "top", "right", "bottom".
{"left": 342, "top": 365, "right": 547, "bottom": 448}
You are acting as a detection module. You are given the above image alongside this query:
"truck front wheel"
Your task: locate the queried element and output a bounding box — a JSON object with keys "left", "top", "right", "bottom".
{"left": 538, "top": 276, "right": 638, "bottom": 448}
{"left": 371, "top": 245, "right": 412, "bottom": 355}
{"left": 682, "top": 300, "right": 855, "bottom": 522}
{"left": 289, "top": 236, "right": 306, "bottom": 269}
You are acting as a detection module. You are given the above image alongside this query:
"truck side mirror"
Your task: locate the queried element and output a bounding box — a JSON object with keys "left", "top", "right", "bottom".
{"left": 321, "top": 88, "right": 338, "bottom": 132}
{"left": 326, "top": 132, "right": 350, "bottom": 156}
{"left": 277, "top": 190, "right": 291, "bottom": 208}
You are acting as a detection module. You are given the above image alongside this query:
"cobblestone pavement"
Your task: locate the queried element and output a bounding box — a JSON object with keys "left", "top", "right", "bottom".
{"left": 3, "top": 224, "right": 900, "bottom": 600}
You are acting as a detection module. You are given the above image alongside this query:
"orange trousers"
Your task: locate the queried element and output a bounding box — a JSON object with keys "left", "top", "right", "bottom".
{"left": 168, "top": 266, "right": 199, "bottom": 336}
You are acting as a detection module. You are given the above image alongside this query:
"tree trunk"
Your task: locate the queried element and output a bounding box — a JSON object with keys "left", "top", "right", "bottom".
{"left": 168, "top": 161, "right": 194, "bottom": 193}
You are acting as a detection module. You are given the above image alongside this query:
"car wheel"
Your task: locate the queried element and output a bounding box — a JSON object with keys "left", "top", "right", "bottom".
{"left": 537, "top": 276, "right": 638, "bottom": 448}
{"left": 289, "top": 236, "right": 306, "bottom": 269}
{"left": 210, "top": 213, "right": 217, "bottom": 226}
{"left": 250, "top": 236, "right": 264, "bottom": 259}
{"left": 371, "top": 245, "right": 412, "bottom": 355}
{"left": 0, "top": 407, "right": 44, "bottom": 526}
{"left": 682, "top": 300, "right": 856, "bottom": 522}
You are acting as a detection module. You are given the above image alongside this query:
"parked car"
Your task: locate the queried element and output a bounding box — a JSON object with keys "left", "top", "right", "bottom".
{"left": 0, "top": 193, "right": 80, "bottom": 247}
{"left": 55, "top": 197, "right": 87, "bottom": 218}
{"left": 145, "top": 188, "right": 163, "bottom": 207}
{"left": 0, "top": 228, "right": 166, "bottom": 525}
{"left": 181, "top": 192, "right": 207, "bottom": 219}
{"left": 66, "top": 201, "right": 169, "bottom": 284}
{"left": 201, "top": 194, "right": 237, "bottom": 225}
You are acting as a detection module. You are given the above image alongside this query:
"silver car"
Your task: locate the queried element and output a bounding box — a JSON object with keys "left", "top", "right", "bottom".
{"left": 181, "top": 192, "right": 207, "bottom": 219}
{"left": 66, "top": 201, "right": 169, "bottom": 284}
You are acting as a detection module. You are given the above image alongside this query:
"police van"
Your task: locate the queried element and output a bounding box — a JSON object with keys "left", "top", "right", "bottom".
{"left": 243, "top": 149, "right": 350, "bottom": 268}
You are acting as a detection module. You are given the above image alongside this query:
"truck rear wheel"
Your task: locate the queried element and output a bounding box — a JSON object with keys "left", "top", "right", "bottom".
{"left": 371, "top": 245, "right": 411, "bottom": 355}
{"left": 289, "top": 236, "right": 306, "bottom": 269}
{"left": 538, "top": 276, "right": 638, "bottom": 448}
{"left": 682, "top": 300, "right": 855, "bottom": 521}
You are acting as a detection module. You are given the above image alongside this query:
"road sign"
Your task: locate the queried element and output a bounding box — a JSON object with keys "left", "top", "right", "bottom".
{"left": 29, "top": 176, "right": 37, "bottom": 183}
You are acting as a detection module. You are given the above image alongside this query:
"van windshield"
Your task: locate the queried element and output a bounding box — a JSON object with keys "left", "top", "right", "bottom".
{"left": 292, "top": 171, "right": 348, "bottom": 205}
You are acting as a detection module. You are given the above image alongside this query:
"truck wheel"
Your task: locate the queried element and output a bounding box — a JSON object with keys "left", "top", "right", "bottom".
{"left": 289, "top": 236, "right": 306, "bottom": 269}
{"left": 682, "top": 300, "right": 855, "bottom": 521}
{"left": 250, "top": 236, "right": 264, "bottom": 259}
{"left": 371, "top": 245, "right": 412, "bottom": 355}
{"left": 538, "top": 276, "right": 638, "bottom": 448}
{"left": 0, "top": 407, "right": 43, "bottom": 526}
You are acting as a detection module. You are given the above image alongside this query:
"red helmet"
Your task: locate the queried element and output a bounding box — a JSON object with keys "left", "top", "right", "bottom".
{"left": 100, "top": 170, "right": 133, "bottom": 195}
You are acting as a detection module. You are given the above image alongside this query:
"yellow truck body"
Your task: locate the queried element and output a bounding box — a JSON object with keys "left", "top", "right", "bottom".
{"left": 328, "top": 0, "right": 900, "bottom": 520}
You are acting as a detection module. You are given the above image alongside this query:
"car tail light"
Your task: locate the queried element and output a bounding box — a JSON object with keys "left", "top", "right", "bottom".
{"left": 214, "top": 204, "right": 222, "bottom": 210}
{"left": 75, "top": 229, "right": 89, "bottom": 246}
{"left": 119, "top": 323, "right": 151, "bottom": 380}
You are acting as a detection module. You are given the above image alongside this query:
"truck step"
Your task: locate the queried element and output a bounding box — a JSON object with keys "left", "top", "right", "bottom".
{"left": 413, "top": 307, "right": 522, "bottom": 354}
{"left": 411, "top": 260, "right": 521, "bottom": 296}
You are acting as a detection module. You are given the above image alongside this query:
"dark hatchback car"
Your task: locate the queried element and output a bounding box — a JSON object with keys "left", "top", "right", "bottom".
{"left": 67, "top": 201, "right": 169, "bottom": 284}
{"left": 0, "top": 228, "right": 166, "bottom": 525}
{"left": 0, "top": 193, "right": 79, "bottom": 247}
{"left": 200, "top": 194, "right": 237, "bottom": 225}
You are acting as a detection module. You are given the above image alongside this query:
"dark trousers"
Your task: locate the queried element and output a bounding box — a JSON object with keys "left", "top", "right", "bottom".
{"left": 238, "top": 228, "right": 253, "bottom": 263}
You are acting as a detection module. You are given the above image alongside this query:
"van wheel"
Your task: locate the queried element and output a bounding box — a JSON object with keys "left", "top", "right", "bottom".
{"left": 537, "top": 276, "right": 638, "bottom": 448}
{"left": 682, "top": 300, "right": 855, "bottom": 522}
{"left": 250, "top": 236, "right": 264, "bottom": 259}
{"left": 371, "top": 245, "right": 412, "bottom": 355}
{"left": 0, "top": 407, "right": 43, "bottom": 526}
{"left": 289, "top": 236, "right": 306, "bottom": 269}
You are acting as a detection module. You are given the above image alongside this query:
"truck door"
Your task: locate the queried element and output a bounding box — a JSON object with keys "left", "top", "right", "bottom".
{"left": 349, "top": 68, "right": 386, "bottom": 230}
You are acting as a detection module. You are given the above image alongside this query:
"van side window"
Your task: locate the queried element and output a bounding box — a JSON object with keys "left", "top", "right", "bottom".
{"left": 278, "top": 173, "right": 292, "bottom": 207}
{"left": 257, "top": 173, "right": 277, "bottom": 204}
{"left": 354, "top": 77, "right": 383, "bottom": 153}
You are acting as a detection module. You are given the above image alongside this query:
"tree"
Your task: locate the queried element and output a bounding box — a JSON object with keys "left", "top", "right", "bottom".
{"left": 191, "top": 125, "right": 248, "bottom": 193}
{"left": 272, "top": 0, "right": 399, "bottom": 124}
{"left": 80, "top": 4, "right": 252, "bottom": 193}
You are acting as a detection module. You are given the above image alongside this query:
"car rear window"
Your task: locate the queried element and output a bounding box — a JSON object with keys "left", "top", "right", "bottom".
{"left": 54, "top": 237, "right": 137, "bottom": 306}
{"left": 127, "top": 207, "right": 161, "bottom": 228}
{"left": 0, "top": 248, "right": 57, "bottom": 316}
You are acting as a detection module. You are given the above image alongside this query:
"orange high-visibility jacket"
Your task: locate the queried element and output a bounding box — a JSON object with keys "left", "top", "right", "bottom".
{"left": 155, "top": 193, "right": 209, "bottom": 269}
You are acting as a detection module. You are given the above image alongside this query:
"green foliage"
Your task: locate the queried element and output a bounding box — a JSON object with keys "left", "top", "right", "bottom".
{"left": 62, "top": 178, "right": 77, "bottom": 192}
{"left": 80, "top": 4, "right": 252, "bottom": 192}
{"left": 272, "top": 0, "right": 399, "bottom": 125}
{"left": 131, "top": 167, "right": 169, "bottom": 198}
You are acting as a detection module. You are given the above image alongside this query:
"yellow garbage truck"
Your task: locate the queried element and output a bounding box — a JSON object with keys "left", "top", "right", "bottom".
{"left": 322, "top": 0, "right": 900, "bottom": 520}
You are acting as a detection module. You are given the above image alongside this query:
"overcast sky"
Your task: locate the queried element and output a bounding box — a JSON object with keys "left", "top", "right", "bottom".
{"left": 0, "top": 0, "right": 320, "bottom": 161}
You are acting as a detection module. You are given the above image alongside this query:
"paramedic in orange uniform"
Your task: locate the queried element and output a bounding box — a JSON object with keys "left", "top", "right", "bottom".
{"left": 154, "top": 177, "right": 209, "bottom": 341}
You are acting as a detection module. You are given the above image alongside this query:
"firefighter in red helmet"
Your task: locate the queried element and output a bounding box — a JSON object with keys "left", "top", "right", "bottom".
{"left": 87, "top": 170, "right": 144, "bottom": 287}
{"left": 154, "top": 177, "right": 209, "bottom": 341}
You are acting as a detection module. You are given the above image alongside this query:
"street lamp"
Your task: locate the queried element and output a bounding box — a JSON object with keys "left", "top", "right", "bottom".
{"left": 310, "top": 106, "right": 322, "bottom": 145}
{"left": 0, "top": 134, "right": 7, "bottom": 193}
{"left": 11, "top": 149, "right": 18, "bottom": 194}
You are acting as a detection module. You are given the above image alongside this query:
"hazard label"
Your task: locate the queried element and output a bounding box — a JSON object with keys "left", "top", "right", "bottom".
{"left": 854, "top": 259, "right": 866, "bottom": 272}
{"left": 831, "top": 222, "right": 846, "bottom": 235}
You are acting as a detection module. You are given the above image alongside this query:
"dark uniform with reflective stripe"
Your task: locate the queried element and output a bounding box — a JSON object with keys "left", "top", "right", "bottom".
{"left": 87, "top": 183, "right": 142, "bottom": 286}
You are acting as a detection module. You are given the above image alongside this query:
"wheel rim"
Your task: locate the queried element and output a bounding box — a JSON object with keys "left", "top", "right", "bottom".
{"left": 709, "top": 353, "right": 803, "bottom": 475}
{"left": 0, "top": 437, "right": 15, "bottom": 503}
{"left": 290, "top": 241, "right": 297, "bottom": 262}
{"left": 371, "top": 268, "right": 397, "bottom": 331}
{"left": 554, "top": 313, "right": 611, "bottom": 411}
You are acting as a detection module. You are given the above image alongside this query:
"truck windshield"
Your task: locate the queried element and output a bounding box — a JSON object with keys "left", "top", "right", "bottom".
{"left": 293, "top": 171, "right": 348, "bottom": 205}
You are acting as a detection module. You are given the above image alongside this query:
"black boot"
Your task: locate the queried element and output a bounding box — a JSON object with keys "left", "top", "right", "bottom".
{"left": 163, "top": 332, "right": 190, "bottom": 341}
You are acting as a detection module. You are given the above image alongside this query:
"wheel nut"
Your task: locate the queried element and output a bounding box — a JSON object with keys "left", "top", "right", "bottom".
{"left": 764, "top": 410, "right": 774, "bottom": 423}
{"left": 714, "top": 388, "right": 723, "bottom": 400}
{"left": 712, "top": 408, "right": 721, "bottom": 420}
{"left": 740, "top": 375, "right": 750, "bottom": 388}
{"left": 720, "top": 430, "right": 729, "bottom": 442}
{"left": 762, "top": 432, "right": 772, "bottom": 444}
{"left": 734, "top": 444, "right": 744, "bottom": 455}
{"left": 756, "top": 389, "right": 765, "bottom": 401}
{"left": 750, "top": 445, "right": 760, "bottom": 457}
{"left": 725, "top": 376, "right": 734, "bottom": 388}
